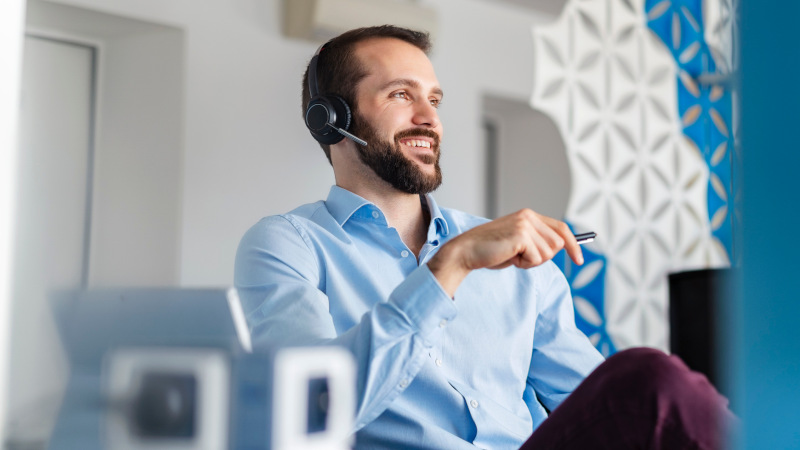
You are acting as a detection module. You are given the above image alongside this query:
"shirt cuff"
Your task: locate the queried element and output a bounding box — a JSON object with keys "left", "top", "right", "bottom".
{"left": 388, "top": 264, "right": 458, "bottom": 337}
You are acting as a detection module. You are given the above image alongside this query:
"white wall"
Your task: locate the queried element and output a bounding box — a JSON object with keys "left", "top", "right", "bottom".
{"left": 32, "top": 0, "right": 558, "bottom": 288}
{"left": 27, "top": 0, "right": 185, "bottom": 287}
{"left": 12, "top": 0, "right": 561, "bottom": 443}
{"left": 12, "top": 34, "right": 92, "bottom": 445}
{"left": 89, "top": 28, "right": 184, "bottom": 286}
{"left": 484, "top": 94, "right": 570, "bottom": 220}
{"left": 179, "top": 0, "right": 557, "bottom": 285}
{"left": 12, "top": 2, "right": 186, "bottom": 443}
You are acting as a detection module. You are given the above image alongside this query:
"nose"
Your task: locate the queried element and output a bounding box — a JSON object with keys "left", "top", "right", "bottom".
{"left": 411, "top": 100, "right": 440, "bottom": 129}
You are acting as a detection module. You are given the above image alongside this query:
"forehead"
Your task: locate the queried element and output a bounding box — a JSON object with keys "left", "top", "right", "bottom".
{"left": 353, "top": 37, "right": 439, "bottom": 91}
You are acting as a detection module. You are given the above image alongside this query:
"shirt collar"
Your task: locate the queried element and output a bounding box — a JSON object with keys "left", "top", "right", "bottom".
{"left": 422, "top": 193, "right": 450, "bottom": 238}
{"left": 325, "top": 185, "right": 372, "bottom": 226}
{"left": 324, "top": 186, "right": 449, "bottom": 237}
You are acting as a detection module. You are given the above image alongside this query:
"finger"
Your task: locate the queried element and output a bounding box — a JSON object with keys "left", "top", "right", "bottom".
{"left": 513, "top": 231, "right": 545, "bottom": 269}
{"left": 530, "top": 217, "right": 565, "bottom": 261}
{"left": 554, "top": 221, "right": 584, "bottom": 266}
{"left": 512, "top": 210, "right": 565, "bottom": 266}
{"left": 564, "top": 234, "right": 584, "bottom": 265}
{"left": 538, "top": 216, "right": 584, "bottom": 265}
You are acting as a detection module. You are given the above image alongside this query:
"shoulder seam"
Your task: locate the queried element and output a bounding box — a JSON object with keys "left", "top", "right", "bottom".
{"left": 275, "top": 214, "right": 320, "bottom": 274}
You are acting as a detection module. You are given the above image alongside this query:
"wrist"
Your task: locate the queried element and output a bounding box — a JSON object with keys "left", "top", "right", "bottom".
{"left": 428, "top": 242, "right": 470, "bottom": 298}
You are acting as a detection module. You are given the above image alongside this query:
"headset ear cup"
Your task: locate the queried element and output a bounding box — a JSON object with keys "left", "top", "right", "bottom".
{"left": 305, "top": 95, "right": 353, "bottom": 145}
{"left": 306, "top": 97, "right": 338, "bottom": 145}
{"left": 330, "top": 95, "right": 352, "bottom": 132}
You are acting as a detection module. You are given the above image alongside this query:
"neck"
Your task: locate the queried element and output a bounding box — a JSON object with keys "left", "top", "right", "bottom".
{"left": 331, "top": 143, "right": 432, "bottom": 256}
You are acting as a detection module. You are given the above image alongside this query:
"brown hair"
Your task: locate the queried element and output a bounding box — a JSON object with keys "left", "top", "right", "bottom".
{"left": 301, "top": 25, "right": 432, "bottom": 163}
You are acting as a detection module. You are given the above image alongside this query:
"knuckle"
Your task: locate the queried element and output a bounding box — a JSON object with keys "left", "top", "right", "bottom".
{"left": 512, "top": 218, "right": 528, "bottom": 235}
{"left": 517, "top": 208, "right": 535, "bottom": 220}
{"left": 514, "top": 208, "right": 528, "bottom": 220}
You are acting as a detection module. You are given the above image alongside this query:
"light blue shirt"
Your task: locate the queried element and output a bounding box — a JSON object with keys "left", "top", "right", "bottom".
{"left": 234, "top": 186, "right": 604, "bottom": 449}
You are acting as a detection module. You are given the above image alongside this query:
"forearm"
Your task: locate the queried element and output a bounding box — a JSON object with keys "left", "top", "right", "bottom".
{"left": 237, "top": 262, "right": 456, "bottom": 431}
{"left": 341, "top": 268, "right": 456, "bottom": 428}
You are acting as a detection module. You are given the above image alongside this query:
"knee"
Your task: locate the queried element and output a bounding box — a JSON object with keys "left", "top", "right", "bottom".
{"left": 595, "top": 347, "right": 701, "bottom": 399}
{"left": 573, "top": 348, "right": 732, "bottom": 449}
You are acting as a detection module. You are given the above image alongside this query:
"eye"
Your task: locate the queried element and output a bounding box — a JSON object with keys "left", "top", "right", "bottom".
{"left": 430, "top": 98, "right": 442, "bottom": 108}
{"left": 392, "top": 91, "right": 410, "bottom": 100}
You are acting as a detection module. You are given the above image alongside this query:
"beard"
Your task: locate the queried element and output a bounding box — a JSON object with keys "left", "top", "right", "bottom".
{"left": 348, "top": 111, "right": 443, "bottom": 195}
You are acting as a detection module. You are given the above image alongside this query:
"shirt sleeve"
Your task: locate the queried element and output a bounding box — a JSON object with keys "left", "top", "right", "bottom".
{"left": 526, "top": 261, "right": 605, "bottom": 412}
{"left": 234, "top": 215, "right": 457, "bottom": 431}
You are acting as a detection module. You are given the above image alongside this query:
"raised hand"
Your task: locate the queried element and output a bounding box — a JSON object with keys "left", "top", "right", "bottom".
{"left": 428, "top": 209, "right": 583, "bottom": 297}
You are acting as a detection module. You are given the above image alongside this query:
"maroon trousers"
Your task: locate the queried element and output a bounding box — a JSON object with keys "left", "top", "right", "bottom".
{"left": 520, "top": 348, "right": 735, "bottom": 450}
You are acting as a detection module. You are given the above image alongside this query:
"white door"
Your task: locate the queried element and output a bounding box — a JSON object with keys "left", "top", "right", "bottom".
{"left": 9, "top": 34, "right": 95, "bottom": 444}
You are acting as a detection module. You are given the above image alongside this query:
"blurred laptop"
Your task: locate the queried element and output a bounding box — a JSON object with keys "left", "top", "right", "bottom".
{"left": 48, "top": 287, "right": 249, "bottom": 450}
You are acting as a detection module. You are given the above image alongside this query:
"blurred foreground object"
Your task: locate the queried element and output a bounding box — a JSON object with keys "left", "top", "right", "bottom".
{"left": 282, "top": 0, "right": 437, "bottom": 43}
{"left": 49, "top": 288, "right": 355, "bottom": 450}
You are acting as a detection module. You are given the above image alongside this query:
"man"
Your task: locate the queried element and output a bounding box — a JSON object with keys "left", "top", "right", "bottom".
{"left": 235, "top": 25, "right": 731, "bottom": 449}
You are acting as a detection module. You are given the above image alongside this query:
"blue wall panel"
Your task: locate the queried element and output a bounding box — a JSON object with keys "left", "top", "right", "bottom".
{"left": 738, "top": 0, "right": 800, "bottom": 447}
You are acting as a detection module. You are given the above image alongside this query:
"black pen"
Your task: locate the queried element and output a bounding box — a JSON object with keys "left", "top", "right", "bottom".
{"left": 574, "top": 232, "right": 596, "bottom": 244}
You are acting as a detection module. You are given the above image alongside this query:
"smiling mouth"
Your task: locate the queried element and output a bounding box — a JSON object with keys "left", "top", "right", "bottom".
{"left": 400, "top": 139, "right": 432, "bottom": 149}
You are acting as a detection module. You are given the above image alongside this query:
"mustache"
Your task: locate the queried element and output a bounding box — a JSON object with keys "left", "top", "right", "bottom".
{"left": 394, "top": 128, "right": 441, "bottom": 147}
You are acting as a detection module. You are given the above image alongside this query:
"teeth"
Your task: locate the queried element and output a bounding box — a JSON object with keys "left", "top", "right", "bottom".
{"left": 403, "top": 140, "right": 431, "bottom": 148}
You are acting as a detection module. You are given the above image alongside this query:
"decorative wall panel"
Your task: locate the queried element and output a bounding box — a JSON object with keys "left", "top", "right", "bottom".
{"left": 533, "top": 0, "right": 734, "bottom": 351}
{"left": 645, "top": 0, "right": 735, "bottom": 261}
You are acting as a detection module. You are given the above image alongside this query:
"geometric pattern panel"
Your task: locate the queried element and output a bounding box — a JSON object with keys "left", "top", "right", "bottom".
{"left": 553, "top": 223, "right": 616, "bottom": 357}
{"left": 703, "top": 0, "right": 740, "bottom": 266}
{"left": 704, "top": 0, "right": 742, "bottom": 266}
{"left": 531, "top": 0, "right": 729, "bottom": 351}
{"left": 703, "top": 0, "right": 741, "bottom": 266}
{"left": 703, "top": 0, "right": 739, "bottom": 74}
{"left": 646, "top": 0, "right": 735, "bottom": 262}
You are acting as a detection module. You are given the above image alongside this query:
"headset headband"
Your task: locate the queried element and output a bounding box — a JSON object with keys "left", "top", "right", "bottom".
{"left": 307, "top": 42, "right": 328, "bottom": 99}
{"left": 304, "top": 40, "right": 367, "bottom": 147}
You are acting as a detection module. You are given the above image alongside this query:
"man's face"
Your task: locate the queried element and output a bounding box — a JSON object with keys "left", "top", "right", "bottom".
{"left": 349, "top": 38, "right": 444, "bottom": 194}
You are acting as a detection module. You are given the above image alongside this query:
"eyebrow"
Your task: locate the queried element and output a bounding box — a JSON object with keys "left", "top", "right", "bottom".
{"left": 379, "top": 78, "right": 444, "bottom": 98}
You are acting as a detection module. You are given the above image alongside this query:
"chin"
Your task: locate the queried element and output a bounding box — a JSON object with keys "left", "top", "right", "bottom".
{"left": 415, "top": 164, "right": 436, "bottom": 176}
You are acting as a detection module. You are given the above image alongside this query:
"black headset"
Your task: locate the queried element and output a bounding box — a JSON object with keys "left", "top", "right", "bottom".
{"left": 304, "top": 42, "right": 367, "bottom": 146}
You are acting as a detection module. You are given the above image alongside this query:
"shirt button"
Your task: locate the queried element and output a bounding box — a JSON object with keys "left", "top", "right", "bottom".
{"left": 399, "top": 379, "right": 409, "bottom": 388}
{"left": 400, "top": 250, "right": 409, "bottom": 258}
{"left": 435, "top": 358, "right": 442, "bottom": 367}
{"left": 372, "top": 211, "right": 379, "bottom": 219}
{"left": 470, "top": 400, "right": 479, "bottom": 408}
{"left": 439, "top": 319, "right": 447, "bottom": 328}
